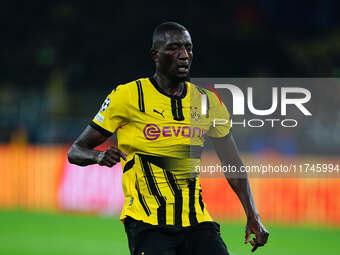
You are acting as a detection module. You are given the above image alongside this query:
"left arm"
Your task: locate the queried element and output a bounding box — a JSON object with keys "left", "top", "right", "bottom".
{"left": 210, "top": 134, "right": 269, "bottom": 252}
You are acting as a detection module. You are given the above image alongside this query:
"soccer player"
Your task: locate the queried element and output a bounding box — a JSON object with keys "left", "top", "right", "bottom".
{"left": 68, "top": 22, "right": 269, "bottom": 255}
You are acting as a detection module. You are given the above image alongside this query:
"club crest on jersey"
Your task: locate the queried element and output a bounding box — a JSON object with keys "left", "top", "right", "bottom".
{"left": 190, "top": 106, "right": 202, "bottom": 121}
{"left": 100, "top": 98, "right": 110, "bottom": 112}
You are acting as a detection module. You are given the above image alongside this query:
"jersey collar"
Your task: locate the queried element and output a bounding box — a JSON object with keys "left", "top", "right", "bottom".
{"left": 149, "top": 77, "right": 187, "bottom": 99}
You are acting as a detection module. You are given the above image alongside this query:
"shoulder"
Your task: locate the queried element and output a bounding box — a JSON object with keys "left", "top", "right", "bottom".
{"left": 112, "top": 78, "right": 141, "bottom": 92}
{"left": 108, "top": 77, "right": 149, "bottom": 96}
{"left": 187, "top": 82, "right": 220, "bottom": 102}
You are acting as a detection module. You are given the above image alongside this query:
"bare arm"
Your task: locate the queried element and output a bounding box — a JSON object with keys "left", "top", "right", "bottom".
{"left": 211, "top": 134, "right": 257, "bottom": 218}
{"left": 68, "top": 125, "right": 126, "bottom": 167}
{"left": 210, "top": 134, "right": 269, "bottom": 252}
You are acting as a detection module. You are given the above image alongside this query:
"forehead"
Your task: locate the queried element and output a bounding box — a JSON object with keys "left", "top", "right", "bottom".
{"left": 163, "top": 30, "right": 192, "bottom": 45}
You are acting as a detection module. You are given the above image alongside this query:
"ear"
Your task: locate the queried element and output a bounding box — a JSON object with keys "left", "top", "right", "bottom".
{"left": 150, "top": 48, "right": 158, "bottom": 62}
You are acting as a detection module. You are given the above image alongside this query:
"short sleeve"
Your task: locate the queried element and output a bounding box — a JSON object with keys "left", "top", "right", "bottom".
{"left": 206, "top": 92, "right": 232, "bottom": 138}
{"left": 90, "top": 85, "right": 130, "bottom": 136}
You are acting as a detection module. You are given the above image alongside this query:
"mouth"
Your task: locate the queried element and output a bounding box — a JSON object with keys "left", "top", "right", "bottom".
{"left": 177, "top": 64, "right": 189, "bottom": 73}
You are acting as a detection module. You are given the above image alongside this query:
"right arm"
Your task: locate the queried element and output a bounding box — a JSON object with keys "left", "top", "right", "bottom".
{"left": 68, "top": 125, "right": 126, "bottom": 167}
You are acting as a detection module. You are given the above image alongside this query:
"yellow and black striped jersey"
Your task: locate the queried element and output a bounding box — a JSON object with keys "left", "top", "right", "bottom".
{"left": 91, "top": 77, "right": 231, "bottom": 227}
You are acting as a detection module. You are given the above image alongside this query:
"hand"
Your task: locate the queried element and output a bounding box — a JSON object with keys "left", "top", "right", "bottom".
{"left": 96, "top": 146, "right": 127, "bottom": 167}
{"left": 244, "top": 215, "right": 269, "bottom": 252}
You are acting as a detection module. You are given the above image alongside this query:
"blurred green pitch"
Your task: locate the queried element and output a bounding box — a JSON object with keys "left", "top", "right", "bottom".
{"left": 0, "top": 210, "right": 339, "bottom": 255}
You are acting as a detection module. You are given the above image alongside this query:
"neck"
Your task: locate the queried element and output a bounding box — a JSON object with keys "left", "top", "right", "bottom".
{"left": 153, "top": 72, "right": 185, "bottom": 96}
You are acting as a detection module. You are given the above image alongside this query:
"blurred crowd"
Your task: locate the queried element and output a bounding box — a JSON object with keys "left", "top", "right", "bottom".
{"left": 1, "top": 1, "right": 340, "bottom": 155}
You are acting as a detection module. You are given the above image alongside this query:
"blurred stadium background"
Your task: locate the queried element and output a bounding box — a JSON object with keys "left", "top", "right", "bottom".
{"left": 1, "top": 1, "right": 340, "bottom": 255}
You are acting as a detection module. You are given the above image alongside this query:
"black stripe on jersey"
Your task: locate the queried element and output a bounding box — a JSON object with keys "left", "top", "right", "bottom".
{"left": 136, "top": 151, "right": 202, "bottom": 168}
{"left": 199, "top": 189, "right": 205, "bottom": 213}
{"left": 139, "top": 160, "right": 152, "bottom": 196}
{"left": 163, "top": 169, "right": 183, "bottom": 226}
{"left": 188, "top": 178, "right": 198, "bottom": 225}
{"left": 123, "top": 156, "right": 135, "bottom": 173}
{"left": 136, "top": 149, "right": 202, "bottom": 167}
{"left": 135, "top": 176, "right": 151, "bottom": 216}
{"left": 148, "top": 161, "right": 164, "bottom": 202}
{"left": 89, "top": 121, "right": 113, "bottom": 137}
{"left": 171, "top": 98, "right": 185, "bottom": 121}
{"left": 177, "top": 98, "right": 184, "bottom": 120}
{"left": 140, "top": 157, "right": 166, "bottom": 225}
{"left": 136, "top": 80, "right": 145, "bottom": 112}
{"left": 137, "top": 153, "right": 168, "bottom": 169}
{"left": 197, "top": 87, "right": 204, "bottom": 94}
{"left": 171, "top": 98, "right": 179, "bottom": 120}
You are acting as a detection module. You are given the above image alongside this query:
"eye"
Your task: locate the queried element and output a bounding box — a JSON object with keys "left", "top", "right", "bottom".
{"left": 168, "top": 44, "right": 179, "bottom": 50}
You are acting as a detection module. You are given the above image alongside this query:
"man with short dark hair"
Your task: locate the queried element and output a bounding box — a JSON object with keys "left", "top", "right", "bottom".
{"left": 68, "top": 21, "right": 269, "bottom": 255}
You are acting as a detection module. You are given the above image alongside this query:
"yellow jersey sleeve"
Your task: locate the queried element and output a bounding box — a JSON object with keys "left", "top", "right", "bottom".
{"left": 206, "top": 92, "right": 232, "bottom": 138}
{"left": 91, "top": 85, "right": 130, "bottom": 135}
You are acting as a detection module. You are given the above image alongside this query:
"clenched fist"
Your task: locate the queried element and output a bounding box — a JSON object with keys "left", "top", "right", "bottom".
{"left": 95, "top": 147, "right": 127, "bottom": 167}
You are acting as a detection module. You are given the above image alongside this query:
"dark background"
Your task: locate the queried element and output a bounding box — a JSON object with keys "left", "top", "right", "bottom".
{"left": 1, "top": 0, "right": 340, "bottom": 154}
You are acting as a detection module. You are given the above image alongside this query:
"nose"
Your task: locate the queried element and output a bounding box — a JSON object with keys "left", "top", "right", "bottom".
{"left": 179, "top": 46, "right": 189, "bottom": 59}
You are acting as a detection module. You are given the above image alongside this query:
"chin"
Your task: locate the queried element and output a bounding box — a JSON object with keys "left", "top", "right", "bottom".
{"left": 175, "top": 73, "right": 190, "bottom": 82}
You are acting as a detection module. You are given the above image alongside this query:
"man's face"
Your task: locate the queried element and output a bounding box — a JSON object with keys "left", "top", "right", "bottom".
{"left": 153, "top": 30, "right": 193, "bottom": 82}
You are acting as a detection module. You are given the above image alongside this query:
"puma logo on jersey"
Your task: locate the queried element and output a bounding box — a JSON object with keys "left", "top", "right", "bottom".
{"left": 153, "top": 109, "right": 165, "bottom": 118}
